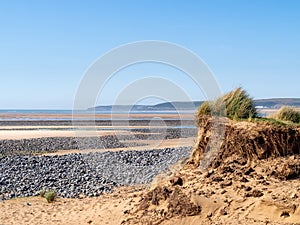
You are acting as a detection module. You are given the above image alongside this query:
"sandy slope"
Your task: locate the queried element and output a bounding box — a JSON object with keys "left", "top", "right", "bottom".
{"left": 120, "top": 157, "right": 300, "bottom": 225}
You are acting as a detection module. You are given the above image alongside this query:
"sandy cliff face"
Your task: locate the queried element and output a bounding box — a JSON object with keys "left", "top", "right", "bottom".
{"left": 189, "top": 117, "right": 300, "bottom": 168}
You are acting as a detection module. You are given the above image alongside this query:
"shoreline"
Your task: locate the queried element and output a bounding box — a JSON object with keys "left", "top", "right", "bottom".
{"left": 0, "top": 112, "right": 195, "bottom": 121}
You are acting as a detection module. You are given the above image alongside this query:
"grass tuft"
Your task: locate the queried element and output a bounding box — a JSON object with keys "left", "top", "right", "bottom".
{"left": 196, "top": 87, "right": 257, "bottom": 125}
{"left": 40, "top": 189, "right": 46, "bottom": 198}
{"left": 40, "top": 189, "right": 57, "bottom": 203}
{"left": 271, "top": 106, "right": 300, "bottom": 124}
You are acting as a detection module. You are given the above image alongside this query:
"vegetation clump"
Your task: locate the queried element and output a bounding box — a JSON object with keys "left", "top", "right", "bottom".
{"left": 39, "top": 188, "right": 46, "bottom": 197}
{"left": 196, "top": 87, "right": 257, "bottom": 125}
{"left": 272, "top": 106, "right": 300, "bottom": 124}
{"left": 40, "top": 188, "right": 57, "bottom": 203}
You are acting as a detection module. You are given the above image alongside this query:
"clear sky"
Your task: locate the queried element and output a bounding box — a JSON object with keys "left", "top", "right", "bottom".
{"left": 0, "top": 0, "right": 299, "bottom": 109}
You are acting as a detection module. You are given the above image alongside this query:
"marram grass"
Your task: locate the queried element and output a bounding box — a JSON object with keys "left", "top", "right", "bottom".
{"left": 271, "top": 106, "right": 300, "bottom": 124}
{"left": 196, "top": 87, "right": 257, "bottom": 125}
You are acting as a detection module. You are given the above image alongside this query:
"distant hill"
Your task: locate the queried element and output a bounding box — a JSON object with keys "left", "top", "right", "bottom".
{"left": 89, "top": 101, "right": 204, "bottom": 111}
{"left": 254, "top": 98, "right": 300, "bottom": 108}
{"left": 148, "top": 101, "right": 203, "bottom": 110}
{"left": 89, "top": 98, "right": 300, "bottom": 111}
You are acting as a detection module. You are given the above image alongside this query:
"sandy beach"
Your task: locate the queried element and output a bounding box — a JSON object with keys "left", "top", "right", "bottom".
{"left": 1, "top": 162, "right": 300, "bottom": 225}
{"left": 0, "top": 114, "right": 197, "bottom": 224}
{"left": 0, "top": 186, "right": 143, "bottom": 225}
{"left": 0, "top": 114, "right": 198, "bottom": 225}
{"left": 1, "top": 113, "right": 300, "bottom": 225}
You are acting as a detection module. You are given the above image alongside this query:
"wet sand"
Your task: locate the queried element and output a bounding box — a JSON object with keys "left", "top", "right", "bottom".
{"left": 0, "top": 129, "right": 132, "bottom": 140}
{"left": 43, "top": 137, "right": 196, "bottom": 156}
{"left": 0, "top": 112, "right": 194, "bottom": 120}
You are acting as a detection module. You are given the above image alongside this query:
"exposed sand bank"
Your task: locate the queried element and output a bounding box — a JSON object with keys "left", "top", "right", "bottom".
{"left": 0, "top": 129, "right": 131, "bottom": 140}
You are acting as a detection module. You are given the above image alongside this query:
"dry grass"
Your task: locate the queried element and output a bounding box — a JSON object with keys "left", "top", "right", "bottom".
{"left": 196, "top": 87, "right": 257, "bottom": 125}
{"left": 271, "top": 106, "right": 300, "bottom": 124}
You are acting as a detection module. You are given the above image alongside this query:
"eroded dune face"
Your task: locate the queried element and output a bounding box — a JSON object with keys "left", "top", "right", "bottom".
{"left": 189, "top": 117, "right": 300, "bottom": 168}
{"left": 123, "top": 118, "right": 300, "bottom": 225}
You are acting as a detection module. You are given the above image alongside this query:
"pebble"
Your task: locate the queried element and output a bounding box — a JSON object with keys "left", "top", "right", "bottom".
{"left": 290, "top": 193, "right": 298, "bottom": 199}
{"left": 0, "top": 147, "right": 191, "bottom": 200}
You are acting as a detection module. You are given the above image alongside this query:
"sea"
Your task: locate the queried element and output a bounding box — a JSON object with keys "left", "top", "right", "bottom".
{"left": 0, "top": 109, "right": 195, "bottom": 121}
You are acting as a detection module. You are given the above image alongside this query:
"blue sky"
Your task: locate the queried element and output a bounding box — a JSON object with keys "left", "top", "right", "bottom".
{"left": 0, "top": 0, "right": 299, "bottom": 109}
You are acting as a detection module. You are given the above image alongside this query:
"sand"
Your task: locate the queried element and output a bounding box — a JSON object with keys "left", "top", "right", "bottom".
{"left": 119, "top": 162, "right": 300, "bottom": 225}
{"left": 0, "top": 124, "right": 193, "bottom": 140}
{"left": 0, "top": 117, "right": 196, "bottom": 225}
{"left": 2, "top": 116, "right": 299, "bottom": 224}
{"left": 1, "top": 170, "right": 299, "bottom": 225}
{"left": 0, "top": 186, "right": 143, "bottom": 225}
{"left": 0, "top": 129, "right": 132, "bottom": 140}
{"left": 42, "top": 137, "right": 196, "bottom": 156}
{"left": 0, "top": 125, "right": 163, "bottom": 140}
{"left": 0, "top": 113, "right": 194, "bottom": 120}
